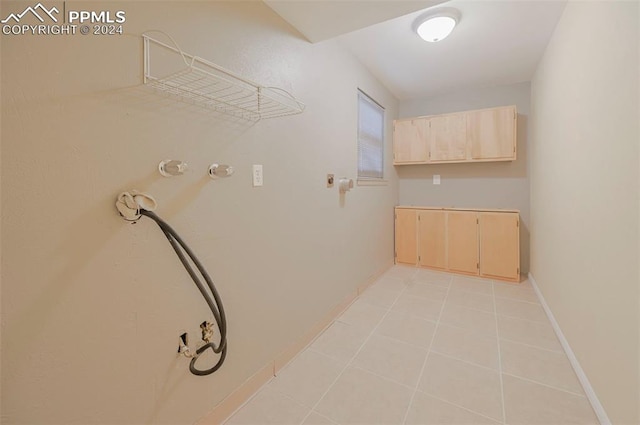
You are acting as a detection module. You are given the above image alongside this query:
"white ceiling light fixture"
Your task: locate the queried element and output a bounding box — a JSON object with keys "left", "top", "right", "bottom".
{"left": 414, "top": 8, "right": 461, "bottom": 43}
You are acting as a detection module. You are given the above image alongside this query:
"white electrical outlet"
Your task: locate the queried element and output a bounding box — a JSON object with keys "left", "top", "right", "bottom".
{"left": 433, "top": 174, "right": 441, "bottom": 185}
{"left": 252, "top": 164, "right": 263, "bottom": 187}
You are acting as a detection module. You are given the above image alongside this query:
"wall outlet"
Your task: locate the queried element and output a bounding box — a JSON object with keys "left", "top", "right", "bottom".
{"left": 252, "top": 164, "right": 263, "bottom": 187}
{"left": 433, "top": 174, "right": 441, "bottom": 185}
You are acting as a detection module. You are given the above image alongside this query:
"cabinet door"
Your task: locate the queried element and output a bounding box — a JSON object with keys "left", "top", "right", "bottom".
{"left": 418, "top": 210, "right": 447, "bottom": 270}
{"left": 393, "top": 119, "right": 428, "bottom": 163}
{"left": 395, "top": 209, "right": 417, "bottom": 265}
{"left": 467, "top": 106, "right": 516, "bottom": 160}
{"left": 429, "top": 113, "right": 467, "bottom": 162}
{"left": 447, "top": 211, "right": 479, "bottom": 275}
{"left": 479, "top": 212, "right": 520, "bottom": 281}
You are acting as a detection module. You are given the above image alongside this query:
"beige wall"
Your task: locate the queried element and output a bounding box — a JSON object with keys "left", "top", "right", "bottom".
{"left": 398, "top": 82, "right": 531, "bottom": 273}
{"left": 530, "top": 2, "right": 639, "bottom": 424}
{"left": 0, "top": 2, "right": 398, "bottom": 423}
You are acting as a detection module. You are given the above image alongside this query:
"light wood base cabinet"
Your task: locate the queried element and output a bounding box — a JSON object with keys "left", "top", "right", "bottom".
{"left": 417, "top": 210, "right": 447, "bottom": 270}
{"left": 395, "top": 209, "right": 417, "bottom": 265}
{"left": 479, "top": 212, "right": 520, "bottom": 280}
{"left": 394, "top": 207, "right": 520, "bottom": 283}
{"left": 447, "top": 211, "right": 480, "bottom": 276}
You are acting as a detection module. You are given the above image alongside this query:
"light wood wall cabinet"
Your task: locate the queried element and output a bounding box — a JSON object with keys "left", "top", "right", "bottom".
{"left": 393, "top": 105, "right": 517, "bottom": 165}
{"left": 393, "top": 118, "right": 428, "bottom": 163}
{"left": 394, "top": 207, "right": 520, "bottom": 282}
{"left": 467, "top": 107, "right": 517, "bottom": 160}
{"left": 429, "top": 114, "right": 467, "bottom": 162}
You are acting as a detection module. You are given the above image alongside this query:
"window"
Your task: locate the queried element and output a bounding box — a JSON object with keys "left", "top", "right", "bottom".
{"left": 357, "top": 90, "right": 385, "bottom": 180}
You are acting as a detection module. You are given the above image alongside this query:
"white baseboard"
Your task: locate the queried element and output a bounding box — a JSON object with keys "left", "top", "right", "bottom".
{"left": 528, "top": 272, "right": 611, "bottom": 425}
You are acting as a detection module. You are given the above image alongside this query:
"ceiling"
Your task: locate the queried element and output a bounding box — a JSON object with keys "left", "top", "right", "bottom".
{"left": 265, "top": 1, "right": 567, "bottom": 100}
{"left": 263, "top": 0, "right": 447, "bottom": 43}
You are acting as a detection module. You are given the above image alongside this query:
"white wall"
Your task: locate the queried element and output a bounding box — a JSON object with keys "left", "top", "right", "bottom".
{"left": 0, "top": 2, "right": 399, "bottom": 423}
{"left": 530, "top": 2, "right": 639, "bottom": 423}
{"left": 398, "top": 82, "right": 531, "bottom": 272}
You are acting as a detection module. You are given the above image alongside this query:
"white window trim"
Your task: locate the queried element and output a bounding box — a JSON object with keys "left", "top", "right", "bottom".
{"left": 357, "top": 89, "right": 385, "bottom": 181}
{"left": 357, "top": 178, "right": 388, "bottom": 186}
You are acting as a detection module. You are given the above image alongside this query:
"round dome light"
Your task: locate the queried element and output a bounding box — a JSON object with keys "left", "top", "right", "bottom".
{"left": 416, "top": 14, "right": 458, "bottom": 42}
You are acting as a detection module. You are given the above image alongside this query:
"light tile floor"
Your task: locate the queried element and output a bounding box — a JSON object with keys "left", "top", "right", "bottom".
{"left": 224, "top": 266, "right": 599, "bottom": 425}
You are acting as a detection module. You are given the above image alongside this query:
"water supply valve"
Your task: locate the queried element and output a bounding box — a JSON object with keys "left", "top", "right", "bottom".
{"left": 159, "top": 160, "right": 188, "bottom": 177}
{"left": 178, "top": 332, "right": 196, "bottom": 358}
{"left": 200, "top": 321, "right": 214, "bottom": 343}
{"left": 208, "top": 163, "right": 234, "bottom": 179}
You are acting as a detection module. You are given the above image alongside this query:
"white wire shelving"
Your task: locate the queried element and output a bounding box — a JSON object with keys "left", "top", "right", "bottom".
{"left": 142, "top": 34, "right": 305, "bottom": 122}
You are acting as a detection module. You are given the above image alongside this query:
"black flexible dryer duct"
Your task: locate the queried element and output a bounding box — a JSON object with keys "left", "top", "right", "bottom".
{"left": 140, "top": 209, "right": 227, "bottom": 376}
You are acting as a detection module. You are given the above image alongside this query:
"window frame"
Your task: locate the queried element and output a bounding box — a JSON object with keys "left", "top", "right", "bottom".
{"left": 357, "top": 89, "right": 386, "bottom": 183}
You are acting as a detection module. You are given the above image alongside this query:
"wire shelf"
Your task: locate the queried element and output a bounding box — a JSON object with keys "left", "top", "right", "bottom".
{"left": 143, "top": 35, "right": 305, "bottom": 122}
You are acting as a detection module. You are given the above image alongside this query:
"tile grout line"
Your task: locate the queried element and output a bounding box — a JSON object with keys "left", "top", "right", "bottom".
{"left": 413, "top": 391, "right": 504, "bottom": 425}
{"left": 352, "top": 275, "right": 513, "bottom": 425}
{"left": 493, "top": 311, "right": 550, "bottom": 325}
{"left": 311, "top": 315, "right": 496, "bottom": 355}
{"left": 228, "top": 269, "right": 520, "bottom": 425}
{"left": 501, "top": 372, "right": 589, "bottom": 398}
{"left": 304, "top": 409, "right": 340, "bottom": 425}
{"left": 341, "top": 362, "right": 504, "bottom": 425}
{"left": 401, "top": 273, "right": 454, "bottom": 425}
{"left": 433, "top": 320, "right": 498, "bottom": 340}
{"left": 441, "top": 295, "right": 547, "bottom": 323}
{"left": 344, "top": 360, "right": 502, "bottom": 425}
{"left": 498, "top": 336, "right": 565, "bottom": 354}
{"left": 259, "top": 269, "right": 545, "bottom": 425}
{"left": 494, "top": 294, "right": 541, "bottom": 305}
{"left": 428, "top": 348, "right": 500, "bottom": 372}
{"left": 297, "top": 268, "right": 417, "bottom": 425}
{"left": 350, "top": 363, "right": 417, "bottom": 390}
{"left": 220, "top": 375, "right": 277, "bottom": 425}
{"left": 495, "top": 296, "right": 540, "bottom": 304}
{"left": 446, "top": 300, "right": 552, "bottom": 326}
{"left": 291, "top": 270, "right": 549, "bottom": 425}
{"left": 441, "top": 299, "right": 500, "bottom": 315}
{"left": 492, "top": 280, "right": 507, "bottom": 425}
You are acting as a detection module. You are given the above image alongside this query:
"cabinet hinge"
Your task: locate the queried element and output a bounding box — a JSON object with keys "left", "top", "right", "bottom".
{"left": 476, "top": 218, "right": 479, "bottom": 224}
{"left": 517, "top": 267, "right": 520, "bottom": 275}
{"left": 418, "top": 256, "right": 421, "bottom": 261}
{"left": 477, "top": 262, "right": 479, "bottom": 269}
{"left": 418, "top": 215, "right": 421, "bottom": 221}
